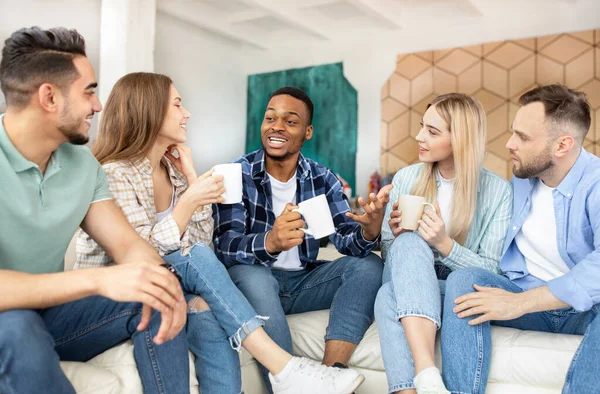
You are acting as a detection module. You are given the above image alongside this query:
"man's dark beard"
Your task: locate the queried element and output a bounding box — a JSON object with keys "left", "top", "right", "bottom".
{"left": 58, "top": 123, "right": 89, "bottom": 145}
{"left": 58, "top": 102, "right": 90, "bottom": 145}
{"left": 512, "top": 145, "right": 553, "bottom": 179}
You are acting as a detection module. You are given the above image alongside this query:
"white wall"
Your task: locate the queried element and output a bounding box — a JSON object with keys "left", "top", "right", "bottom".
{"left": 0, "top": 0, "right": 101, "bottom": 128}
{"left": 154, "top": 12, "right": 247, "bottom": 176}
{"left": 239, "top": 0, "right": 600, "bottom": 196}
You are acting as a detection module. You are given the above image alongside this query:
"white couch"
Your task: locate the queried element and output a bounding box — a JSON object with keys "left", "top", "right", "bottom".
{"left": 61, "top": 241, "right": 582, "bottom": 394}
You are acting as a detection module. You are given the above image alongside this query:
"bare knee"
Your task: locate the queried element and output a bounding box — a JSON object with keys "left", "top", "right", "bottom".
{"left": 188, "top": 296, "right": 210, "bottom": 312}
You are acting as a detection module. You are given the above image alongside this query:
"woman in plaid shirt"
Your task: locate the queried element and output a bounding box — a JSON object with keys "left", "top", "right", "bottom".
{"left": 75, "top": 72, "right": 364, "bottom": 394}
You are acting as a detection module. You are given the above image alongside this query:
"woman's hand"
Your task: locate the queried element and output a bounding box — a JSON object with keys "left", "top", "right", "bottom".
{"left": 184, "top": 169, "right": 226, "bottom": 208}
{"left": 165, "top": 144, "right": 197, "bottom": 183}
{"left": 388, "top": 202, "right": 410, "bottom": 238}
{"left": 417, "top": 202, "right": 453, "bottom": 256}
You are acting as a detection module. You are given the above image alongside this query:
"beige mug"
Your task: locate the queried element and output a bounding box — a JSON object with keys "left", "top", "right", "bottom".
{"left": 397, "top": 194, "right": 435, "bottom": 231}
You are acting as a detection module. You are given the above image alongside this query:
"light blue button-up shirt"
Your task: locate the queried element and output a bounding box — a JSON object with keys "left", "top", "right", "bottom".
{"left": 382, "top": 163, "right": 513, "bottom": 274}
{"left": 501, "top": 149, "right": 600, "bottom": 312}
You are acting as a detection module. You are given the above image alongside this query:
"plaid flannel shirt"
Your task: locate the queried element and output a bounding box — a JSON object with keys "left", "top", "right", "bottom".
{"left": 76, "top": 156, "right": 213, "bottom": 268}
{"left": 212, "top": 149, "right": 378, "bottom": 268}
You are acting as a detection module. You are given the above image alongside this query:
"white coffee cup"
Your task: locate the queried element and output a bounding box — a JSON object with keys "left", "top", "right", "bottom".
{"left": 292, "top": 194, "right": 335, "bottom": 239}
{"left": 213, "top": 163, "right": 242, "bottom": 204}
{"left": 397, "top": 194, "right": 435, "bottom": 231}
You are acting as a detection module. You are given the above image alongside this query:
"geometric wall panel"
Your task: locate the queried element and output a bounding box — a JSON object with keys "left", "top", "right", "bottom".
{"left": 381, "top": 29, "right": 600, "bottom": 180}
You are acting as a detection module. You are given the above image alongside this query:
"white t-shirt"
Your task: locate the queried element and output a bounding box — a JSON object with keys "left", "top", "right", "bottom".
{"left": 436, "top": 170, "right": 454, "bottom": 233}
{"left": 156, "top": 184, "right": 175, "bottom": 222}
{"left": 268, "top": 173, "right": 304, "bottom": 271}
{"left": 515, "top": 180, "right": 569, "bottom": 282}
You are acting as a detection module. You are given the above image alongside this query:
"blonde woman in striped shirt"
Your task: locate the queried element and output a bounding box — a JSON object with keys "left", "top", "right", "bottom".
{"left": 76, "top": 72, "right": 364, "bottom": 394}
{"left": 374, "top": 93, "right": 513, "bottom": 394}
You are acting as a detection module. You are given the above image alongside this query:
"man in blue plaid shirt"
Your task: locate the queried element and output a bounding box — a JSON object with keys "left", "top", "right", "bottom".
{"left": 213, "top": 86, "right": 391, "bottom": 392}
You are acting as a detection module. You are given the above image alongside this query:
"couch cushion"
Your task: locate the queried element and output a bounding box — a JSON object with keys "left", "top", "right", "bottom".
{"left": 287, "top": 309, "right": 384, "bottom": 370}
{"left": 285, "top": 309, "right": 582, "bottom": 391}
{"left": 61, "top": 361, "right": 121, "bottom": 394}
{"left": 488, "top": 326, "right": 581, "bottom": 389}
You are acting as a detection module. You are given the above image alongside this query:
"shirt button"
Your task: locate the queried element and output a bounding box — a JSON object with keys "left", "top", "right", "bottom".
{"left": 513, "top": 226, "right": 517, "bottom": 231}
{"left": 567, "top": 193, "right": 572, "bottom": 197}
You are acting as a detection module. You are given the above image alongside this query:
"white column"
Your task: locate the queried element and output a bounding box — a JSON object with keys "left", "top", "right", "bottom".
{"left": 98, "top": 0, "right": 156, "bottom": 110}
{"left": 343, "top": 49, "right": 396, "bottom": 197}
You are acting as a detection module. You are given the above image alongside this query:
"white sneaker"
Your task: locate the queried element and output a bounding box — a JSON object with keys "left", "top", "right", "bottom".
{"left": 269, "top": 356, "right": 365, "bottom": 394}
{"left": 414, "top": 367, "right": 450, "bottom": 394}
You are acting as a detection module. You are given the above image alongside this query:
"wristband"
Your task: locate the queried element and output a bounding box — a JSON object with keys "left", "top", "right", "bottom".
{"left": 160, "top": 263, "right": 183, "bottom": 283}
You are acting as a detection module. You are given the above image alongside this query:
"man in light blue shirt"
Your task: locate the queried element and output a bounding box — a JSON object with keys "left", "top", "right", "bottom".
{"left": 441, "top": 84, "right": 600, "bottom": 394}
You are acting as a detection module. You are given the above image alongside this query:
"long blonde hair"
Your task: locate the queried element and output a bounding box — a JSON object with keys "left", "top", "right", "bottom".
{"left": 410, "top": 93, "right": 486, "bottom": 245}
{"left": 92, "top": 72, "right": 172, "bottom": 164}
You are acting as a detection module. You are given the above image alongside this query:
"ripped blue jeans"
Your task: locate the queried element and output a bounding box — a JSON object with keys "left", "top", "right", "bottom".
{"left": 164, "top": 243, "right": 268, "bottom": 394}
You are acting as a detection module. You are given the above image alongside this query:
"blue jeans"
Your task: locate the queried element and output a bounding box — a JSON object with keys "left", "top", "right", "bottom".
{"left": 228, "top": 252, "right": 383, "bottom": 392}
{"left": 164, "top": 243, "right": 267, "bottom": 394}
{"left": 375, "top": 232, "right": 446, "bottom": 393}
{"left": 0, "top": 296, "right": 190, "bottom": 394}
{"left": 442, "top": 267, "right": 600, "bottom": 394}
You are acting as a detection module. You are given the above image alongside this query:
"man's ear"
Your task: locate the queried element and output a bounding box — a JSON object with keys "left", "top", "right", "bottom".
{"left": 554, "top": 134, "right": 576, "bottom": 159}
{"left": 305, "top": 124, "right": 314, "bottom": 141}
{"left": 37, "top": 83, "right": 60, "bottom": 113}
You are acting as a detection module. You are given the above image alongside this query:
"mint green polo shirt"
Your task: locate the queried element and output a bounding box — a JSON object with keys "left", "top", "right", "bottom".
{"left": 0, "top": 114, "right": 112, "bottom": 274}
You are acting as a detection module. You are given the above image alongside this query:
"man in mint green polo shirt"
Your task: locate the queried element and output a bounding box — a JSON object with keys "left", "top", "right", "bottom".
{"left": 0, "top": 27, "right": 190, "bottom": 394}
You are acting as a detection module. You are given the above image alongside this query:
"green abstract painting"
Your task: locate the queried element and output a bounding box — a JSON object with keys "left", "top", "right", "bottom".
{"left": 246, "top": 62, "right": 357, "bottom": 191}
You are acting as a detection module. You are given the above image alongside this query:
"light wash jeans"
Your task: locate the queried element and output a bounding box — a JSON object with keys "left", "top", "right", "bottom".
{"left": 228, "top": 252, "right": 383, "bottom": 393}
{"left": 442, "top": 267, "right": 600, "bottom": 394}
{"left": 375, "top": 232, "right": 446, "bottom": 393}
{"left": 164, "top": 243, "right": 268, "bottom": 394}
{"left": 0, "top": 297, "right": 190, "bottom": 394}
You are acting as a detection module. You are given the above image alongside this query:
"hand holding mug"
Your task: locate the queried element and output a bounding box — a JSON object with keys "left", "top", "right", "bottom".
{"left": 185, "top": 169, "right": 225, "bottom": 208}
{"left": 417, "top": 201, "right": 453, "bottom": 255}
{"left": 388, "top": 202, "right": 410, "bottom": 238}
{"left": 265, "top": 203, "right": 306, "bottom": 254}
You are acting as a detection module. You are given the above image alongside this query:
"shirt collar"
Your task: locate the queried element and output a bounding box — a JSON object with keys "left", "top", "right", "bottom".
{"left": 0, "top": 114, "right": 61, "bottom": 173}
{"left": 132, "top": 155, "right": 187, "bottom": 187}
{"left": 251, "top": 149, "right": 311, "bottom": 182}
{"left": 554, "top": 148, "right": 590, "bottom": 199}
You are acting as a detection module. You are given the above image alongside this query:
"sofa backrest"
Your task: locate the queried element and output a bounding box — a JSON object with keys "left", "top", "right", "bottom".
{"left": 64, "top": 234, "right": 77, "bottom": 272}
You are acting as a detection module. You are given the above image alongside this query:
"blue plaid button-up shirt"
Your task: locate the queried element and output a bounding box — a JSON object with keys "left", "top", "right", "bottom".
{"left": 212, "top": 149, "right": 378, "bottom": 268}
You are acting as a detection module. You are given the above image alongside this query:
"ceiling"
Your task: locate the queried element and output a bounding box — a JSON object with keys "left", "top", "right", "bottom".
{"left": 156, "top": 0, "right": 596, "bottom": 50}
{"left": 156, "top": 0, "right": 489, "bottom": 50}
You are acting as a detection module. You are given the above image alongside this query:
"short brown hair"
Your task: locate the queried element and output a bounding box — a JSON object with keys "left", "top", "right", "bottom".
{"left": 519, "top": 84, "right": 591, "bottom": 142}
{"left": 92, "top": 72, "right": 172, "bottom": 164}
{"left": 0, "top": 27, "right": 86, "bottom": 109}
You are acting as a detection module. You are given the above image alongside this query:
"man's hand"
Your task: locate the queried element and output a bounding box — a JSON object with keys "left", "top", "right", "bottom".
{"left": 96, "top": 262, "right": 186, "bottom": 345}
{"left": 265, "top": 203, "right": 306, "bottom": 254}
{"left": 166, "top": 144, "right": 197, "bottom": 184}
{"left": 417, "top": 201, "right": 453, "bottom": 256}
{"left": 346, "top": 184, "right": 393, "bottom": 241}
{"left": 453, "top": 284, "right": 526, "bottom": 325}
{"left": 388, "top": 201, "right": 410, "bottom": 238}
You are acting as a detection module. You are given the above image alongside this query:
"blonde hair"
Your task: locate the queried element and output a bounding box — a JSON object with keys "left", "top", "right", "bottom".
{"left": 92, "top": 72, "right": 172, "bottom": 164}
{"left": 410, "top": 93, "right": 486, "bottom": 245}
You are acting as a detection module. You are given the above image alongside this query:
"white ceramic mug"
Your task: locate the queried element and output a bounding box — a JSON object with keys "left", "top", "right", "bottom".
{"left": 397, "top": 194, "right": 435, "bottom": 230}
{"left": 292, "top": 194, "right": 335, "bottom": 239}
{"left": 213, "top": 163, "right": 242, "bottom": 204}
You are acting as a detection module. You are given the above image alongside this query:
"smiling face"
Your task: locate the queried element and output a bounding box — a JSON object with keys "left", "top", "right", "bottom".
{"left": 56, "top": 56, "right": 102, "bottom": 145}
{"left": 260, "top": 94, "right": 313, "bottom": 161}
{"left": 156, "top": 85, "right": 191, "bottom": 145}
{"left": 415, "top": 104, "right": 453, "bottom": 165}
